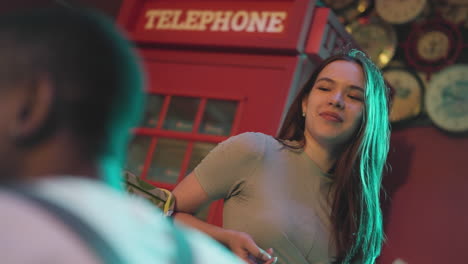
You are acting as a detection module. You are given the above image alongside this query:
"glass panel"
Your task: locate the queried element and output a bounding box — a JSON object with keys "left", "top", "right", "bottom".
{"left": 163, "top": 96, "right": 199, "bottom": 132}
{"left": 125, "top": 135, "right": 153, "bottom": 176}
{"left": 147, "top": 138, "right": 188, "bottom": 184}
{"left": 186, "top": 142, "right": 217, "bottom": 174}
{"left": 199, "top": 99, "right": 237, "bottom": 136}
{"left": 141, "top": 94, "right": 164, "bottom": 128}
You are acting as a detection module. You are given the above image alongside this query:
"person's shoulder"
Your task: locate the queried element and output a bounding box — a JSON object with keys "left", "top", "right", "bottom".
{"left": 129, "top": 199, "right": 242, "bottom": 263}
{"left": 0, "top": 190, "right": 101, "bottom": 263}
{"left": 219, "top": 132, "right": 271, "bottom": 157}
{"left": 234, "top": 132, "right": 301, "bottom": 152}
{"left": 223, "top": 132, "right": 277, "bottom": 148}
{"left": 227, "top": 131, "right": 270, "bottom": 143}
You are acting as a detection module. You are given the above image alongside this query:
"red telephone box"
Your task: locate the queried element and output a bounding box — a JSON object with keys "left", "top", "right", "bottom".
{"left": 118, "top": 0, "right": 353, "bottom": 226}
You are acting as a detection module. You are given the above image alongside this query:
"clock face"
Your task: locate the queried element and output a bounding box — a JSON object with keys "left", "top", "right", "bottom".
{"left": 384, "top": 68, "right": 424, "bottom": 122}
{"left": 346, "top": 20, "right": 397, "bottom": 68}
{"left": 416, "top": 31, "right": 450, "bottom": 61}
{"left": 376, "top": 0, "right": 427, "bottom": 24}
{"left": 403, "top": 17, "right": 463, "bottom": 78}
{"left": 425, "top": 65, "right": 468, "bottom": 132}
{"left": 437, "top": 4, "right": 468, "bottom": 27}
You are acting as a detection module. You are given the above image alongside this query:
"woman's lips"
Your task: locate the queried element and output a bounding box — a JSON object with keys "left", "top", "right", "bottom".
{"left": 319, "top": 111, "right": 343, "bottom": 122}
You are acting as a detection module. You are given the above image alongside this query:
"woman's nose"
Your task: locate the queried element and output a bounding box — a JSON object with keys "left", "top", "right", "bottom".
{"left": 328, "top": 91, "right": 345, "bottom": 108}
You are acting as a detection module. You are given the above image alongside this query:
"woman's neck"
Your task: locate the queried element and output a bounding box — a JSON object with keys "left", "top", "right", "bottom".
{"left": 303, "top": 133, "right": 341, "bottom": 173}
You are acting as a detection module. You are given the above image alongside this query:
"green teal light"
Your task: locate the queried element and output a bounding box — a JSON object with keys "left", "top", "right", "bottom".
{"left": 346, "top": 49, "right": 390, "bottom": 264}
{"left": 95, "top": 13, "right": 146, "bottom": 191}
{"left": 100, "top": 55, "right": 145, "bottom": 191}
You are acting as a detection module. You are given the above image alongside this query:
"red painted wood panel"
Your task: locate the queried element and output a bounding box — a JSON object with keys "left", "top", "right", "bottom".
{"left": 379, "top": 127, "right": 468, "bottom": 264}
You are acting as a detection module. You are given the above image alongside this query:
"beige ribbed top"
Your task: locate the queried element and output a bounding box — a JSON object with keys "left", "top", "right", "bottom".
{"left": 195, "top": 132, "right": 336, "bottom": 264}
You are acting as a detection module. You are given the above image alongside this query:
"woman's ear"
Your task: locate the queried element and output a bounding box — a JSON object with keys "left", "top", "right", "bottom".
{"left": 12, "top": 75, "right": 55, "bottom": 145}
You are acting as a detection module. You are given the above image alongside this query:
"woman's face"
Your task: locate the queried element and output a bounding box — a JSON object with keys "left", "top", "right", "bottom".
{"left": 302, "top": 60, "right": 365, "bottom": 148}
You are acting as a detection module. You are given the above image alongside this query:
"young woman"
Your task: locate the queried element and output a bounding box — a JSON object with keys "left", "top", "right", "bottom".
{"left": 172, "top": 49, "right": 391, "bottom": 264}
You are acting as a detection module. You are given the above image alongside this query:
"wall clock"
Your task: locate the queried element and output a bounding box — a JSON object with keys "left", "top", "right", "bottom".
{"left": 416, "top": 30, "right": 450, "bottom": 61}
{"left": 383, "top": 66, "right": 425, "bottom": 124}
{"left": 346, "top": 16, "right": 397, "bottom": 68}
{"left": 402, "top": 17, "right": 464, "bottom": 79}
{"left": 375, "top": 0, "right": 427, "bottom": 24}
{"left": 425, "top": 64, "right": 468, "bottom": 133}
{"left": 435, "top": 2, "right": 468, "bottom": 28}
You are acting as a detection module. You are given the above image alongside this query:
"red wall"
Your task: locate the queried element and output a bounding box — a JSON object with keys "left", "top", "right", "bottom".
{"left": 379, "top": 126, "right": 468, "bottom": 263}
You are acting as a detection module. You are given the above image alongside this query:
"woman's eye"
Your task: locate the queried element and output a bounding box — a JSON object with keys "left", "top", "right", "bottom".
{"left": 317, "top": 87, "right": 330, "bottom": 91}
{"left": 348, "top": 95, "right": 363, "bottom": 101}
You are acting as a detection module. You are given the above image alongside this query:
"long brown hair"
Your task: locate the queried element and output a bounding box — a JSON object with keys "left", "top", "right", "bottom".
{"left": 277, "top": 50, "right": 391, "bottom": 263}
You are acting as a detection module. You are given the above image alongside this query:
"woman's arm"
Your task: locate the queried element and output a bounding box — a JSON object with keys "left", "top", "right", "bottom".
{"left": 172, "top": 172, "right": 276, "bottom": 264}
{"left": 172, "top": 171, "right": 227, "bottom": 242}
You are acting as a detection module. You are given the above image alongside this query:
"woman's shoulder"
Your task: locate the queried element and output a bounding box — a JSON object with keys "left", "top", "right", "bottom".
{"left": 218, "top": 132, "right": 271, "bottom": 156}
{"left": 228, "top": 132, "right": 272, "bottom": 142}
{"left": 223, "top": 132, "right": 275, "bottom": 146}
{"left": 227, "top": 132, "right": 302, "bottom": 151}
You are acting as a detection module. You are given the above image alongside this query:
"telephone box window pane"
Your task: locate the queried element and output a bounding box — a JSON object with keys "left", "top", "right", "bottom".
{"left": 199, "top": 100, "right": 237, "bottom": 136}
{"left": 163, "top": 97, "right": 200, "bottom": 132}
{"left": 187, "top": 142, "right": 217, "bottom": 174}
{"left": 126, "top": 135, "right": 152, "bottom": 176}
{"left": 147, "top": 138, "right": 188, "bottom": 184}
{"left": 141, "top": 94, "right": 164, "bottom": 128}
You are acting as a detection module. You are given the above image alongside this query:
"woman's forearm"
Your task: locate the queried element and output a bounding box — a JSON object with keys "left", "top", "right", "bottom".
{"left": 174, "top": 212, "right": 276, "bottom": 263}
{"left": 173, "top": 212, "right": 231, "bottom": 245}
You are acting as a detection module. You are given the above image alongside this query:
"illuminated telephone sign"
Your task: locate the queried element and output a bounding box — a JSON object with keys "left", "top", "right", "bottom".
{"left": 120, "top": 0, "right": 316, "bottom": 52}
{"left": 119, "top": 1, "right": 353, "bottom": 59}
{"left": 144, "top": 9, "right": 287, "bottom": 33}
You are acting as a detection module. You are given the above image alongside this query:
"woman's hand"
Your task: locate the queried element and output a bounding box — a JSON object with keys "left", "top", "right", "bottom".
{"left": 222, "top": 229, "right": 277, "bottom": 264}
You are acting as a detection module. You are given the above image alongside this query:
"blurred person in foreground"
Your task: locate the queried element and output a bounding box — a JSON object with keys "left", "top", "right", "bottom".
{"left": 0, "top": 7, "right": 244, "bottom": 264}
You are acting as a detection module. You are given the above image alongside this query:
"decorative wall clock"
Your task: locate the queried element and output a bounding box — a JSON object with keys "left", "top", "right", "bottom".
{"left": 375, "top": 0, "right": 427, "bottom": 24}
{"left": 402, "top": 17, "right": 464, "bottom": 79}
{"left": 383, "top": 66, "right": 425, "bottom": 124}
{"left": 435, "top": 3, "right": 468, "bottom": 28}
{"left": 425, "top": 64, "right": 468, "bottom": 133}
{"left": 346, "top": 16, "right": 397, "bottom": 68}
